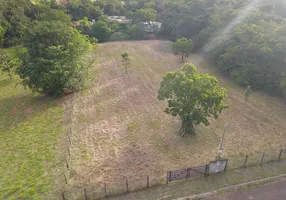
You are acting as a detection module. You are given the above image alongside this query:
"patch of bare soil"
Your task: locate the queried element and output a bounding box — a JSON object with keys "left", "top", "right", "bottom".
{"left": 66, "top": 41, "right": 286, "bottom": 198}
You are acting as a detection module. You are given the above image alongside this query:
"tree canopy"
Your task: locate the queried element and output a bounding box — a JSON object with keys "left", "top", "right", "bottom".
{"left": 17, "top": 21, "right": 92, "bottom": 96}
{"left": 131, "top": 8, "right": 157, "bottom": 23}
{"left": 158, "top": 63, "right": 228, "bottom": 135}
{"left": 159, "top": 0, "right": 286, "bottom": 97}
{"left": 172, "top": 37, "right": 193, "bottom": 62}
{"left": 91, "top": 21, "right": 112, "bottom": 42}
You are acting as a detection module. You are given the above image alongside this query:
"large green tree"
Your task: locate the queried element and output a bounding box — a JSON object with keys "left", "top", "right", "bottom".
{"left": 17, "top": 21, "right": 92, "bottom": 96}
{"left": 172, "top": 37, "right": 193, "bottom": 62}
{"left": 158, "top": 63, "right": 228, "bottom": 135}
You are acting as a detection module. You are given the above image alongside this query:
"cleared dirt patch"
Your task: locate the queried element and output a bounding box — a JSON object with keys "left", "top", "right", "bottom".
{"left": 67, "top": 40, "right": 286, "bottom": 198}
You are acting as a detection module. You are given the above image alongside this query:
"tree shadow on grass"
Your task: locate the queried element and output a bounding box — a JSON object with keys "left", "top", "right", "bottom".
{"left": 0, "top": 93, "right": 59, "bottom": 130}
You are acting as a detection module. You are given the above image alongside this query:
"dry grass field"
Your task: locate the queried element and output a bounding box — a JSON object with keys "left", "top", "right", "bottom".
{"left": 66, "top": 40, "right": 286, "bottom": 198}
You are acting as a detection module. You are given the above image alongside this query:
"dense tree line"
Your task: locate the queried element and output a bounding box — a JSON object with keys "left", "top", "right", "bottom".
{"left": 1, "top": 0, "right": 286, "bottom": 98}
{"left": 159, "top": 0, "right": 286, "bottom": 97}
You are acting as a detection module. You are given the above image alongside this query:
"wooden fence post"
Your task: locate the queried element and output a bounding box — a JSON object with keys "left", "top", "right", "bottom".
{"left": 104, "top": 183, "right": 107, "bottom": 197}
{"left": 205, "top": 164, "right": 209, "bottom": 176}
{"left": 62, "top": 192, "right": 66, "bottom": 200}
{"left": 224, "top": 160, "right": 228, "bottom": 171}
{"left": 147, "top": 175, "right": 149, "bottom": 188}
{"left": 169, "top": 171, "right": 171, "bottom": 182}
{"left": 260, "top": 153, "right": 265, "bottom": 165}
{"left": 244, "top": 155, "right": 248, "bottom": 167}
{"left": 66, "top": 160, "right": 69, "bottom": 170}
{"left": 166, "top": 172, "right": 169, "bottom": 184}
{"left": 84, "top": 188, "right": 88, "bottom": 200}
{"left": 64, "top": 174, "right": 68, "bottom": 184}
{"left": 186, "top": 168, "right": 190, "bottom": 179}
{"left": 126, "top": 180, "right": 129, "bottom": 192}
{"left": 278, "top": 149, "right": 283, "bottom": 160}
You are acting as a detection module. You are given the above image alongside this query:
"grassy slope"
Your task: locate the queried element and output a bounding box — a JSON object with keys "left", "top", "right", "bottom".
{"left": 0, "top": 57, "right": 65, "bottom": 198}
{"left": 66, "top": 40, "right": 286, "bottom": 199}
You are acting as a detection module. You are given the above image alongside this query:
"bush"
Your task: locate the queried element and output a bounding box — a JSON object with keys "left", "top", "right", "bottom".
{"left": 127, "top": 25, "right": 147, "bottom": 40}
{"left": 91, "top": 21, "right": 112, "bottom": 42}
{"left": 109, "top": 32, "right": 128, "bottom": 41}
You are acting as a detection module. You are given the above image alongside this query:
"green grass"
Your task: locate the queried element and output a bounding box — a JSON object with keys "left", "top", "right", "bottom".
{"left": 0, "top": 72, "right": 65, "bottom": 199}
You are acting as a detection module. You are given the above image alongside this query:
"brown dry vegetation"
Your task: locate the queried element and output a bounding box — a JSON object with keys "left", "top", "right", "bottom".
{"left": 66, "top": 40, "right": 286, "bottom": 198}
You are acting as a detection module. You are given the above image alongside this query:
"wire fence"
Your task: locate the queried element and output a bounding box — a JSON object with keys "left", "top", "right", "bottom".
{"left": 56, "top": 149, "right": 286, "bottom": 200}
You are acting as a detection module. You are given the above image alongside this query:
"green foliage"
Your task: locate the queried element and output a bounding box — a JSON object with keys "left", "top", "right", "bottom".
{"left": 172, "top": 37, "right": 193, "bottom": 62}
{"left": 158, "top": 63, "right": 228, "bottom": 135}
{"left": 126, "top": 24, "right": 147, "bottom": 40}
{"left": 17, "top": 21, "right": 92, "bottom": 96}
{"left": 66, "top": 0, "right": 104, "bottom": 21}
{"left": 0, "top": 50, "right": 16, "bottom": 79}
{"left": 109, "top": 31, "right": 128, "bottom": 41}
{"left": 121, "top": 52, "right": 130, "bottom": 74}
{"left": 0, "top": 26, "right": 4, "bottom": 47}
{"left": 76, "top": 17, "right": 92, "bottom": 35}
{"left": 131, "top": 8, "right": 157, "bottom": 23}
{"left": 245, "top": 85, "right": 252, "bottom": 98}
{"left": 91, "top": 21, "right": 112, "bottom": 42}
{"left": 0, "top": 0, "right": 34, "bottom": 47}
{"left": 160, "top": 0, "right": 286, "bottom": 97}
{"left": 37, "top": 9, "right": 72, "bottom": 23}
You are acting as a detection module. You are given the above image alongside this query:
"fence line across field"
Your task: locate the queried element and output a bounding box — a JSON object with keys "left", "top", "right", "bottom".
{"left": 58, "top": 148, "right": 286, "bottom": 199}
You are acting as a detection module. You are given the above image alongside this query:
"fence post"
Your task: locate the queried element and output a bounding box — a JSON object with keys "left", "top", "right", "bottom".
{"left": 126, "top": 180, "right": 129, "bottom": 192}
{"left": 69, "top": 136, "right": 72, "bottom": 146}
{"left": 244, "top": 155, "right": 248, "bottom": 167}
{"left": 147, "top": 175, "right": 149, "bottom": 188}
{"left": 64, "top": 174, "right": 68, "bottom": 184}
{"left": 66, "top": 160, "right": 69, "bottom": 170}
{"left": 205, "top": 164, "right": 209, "bottom": 176}
{"left": 84, "top": 188, "right": 88, "bottom": 200}
{"left": 68, "top": 147, "right": 71, "bottom": 157}
{"left": 166, "top": 172, "right": 169, "bottom": 184}
{"left": 62, "top": 192, "right": 66, "bottom": 200}
{"left": 186, "top": 168, "right": 190, "bottom": 179}
{"left": 260, "top": 153, "right": 265, "bottom": 165}
{"left": 169, "top": 171, "right": 171, "bottom": 182}
{"left": 224, "top": 160, "right": 228, "bottom": 171}
{"left": 104, "top": 183, "right": 107, "bottom": 197}
{"left": 278, "top": 149, "right": 283, "bottom": 160}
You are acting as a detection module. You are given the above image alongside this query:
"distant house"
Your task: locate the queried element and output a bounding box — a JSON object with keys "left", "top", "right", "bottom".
{"left": 139, "top": 22, "right": 162, "bottom": 33}
{"left": 108, "top": 16, "right": 130, "bottom": 23}
{"left": 72, "top": 21, "right": 80, "bottom": 27}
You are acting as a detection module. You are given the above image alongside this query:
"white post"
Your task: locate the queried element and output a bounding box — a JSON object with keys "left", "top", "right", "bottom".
{"left": 218, "top": 123, "right": 229, "bottom": 160}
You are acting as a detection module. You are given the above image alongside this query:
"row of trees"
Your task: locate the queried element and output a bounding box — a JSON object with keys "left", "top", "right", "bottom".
{"left": 159, "top": 0, "right": 286, "bottom": 97}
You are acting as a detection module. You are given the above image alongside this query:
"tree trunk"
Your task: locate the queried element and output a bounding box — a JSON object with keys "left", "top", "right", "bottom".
{"left": 181, "top": 54, "right": 185, "bottom": 63}
{"left": 8, "top": 71, "right": 12, "bottom": 79}
{"left": 244, "top": 97, "right": 248, "bottom": 110}
{"left": 179, "top": 117, "right": 195, "bottom": 136}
